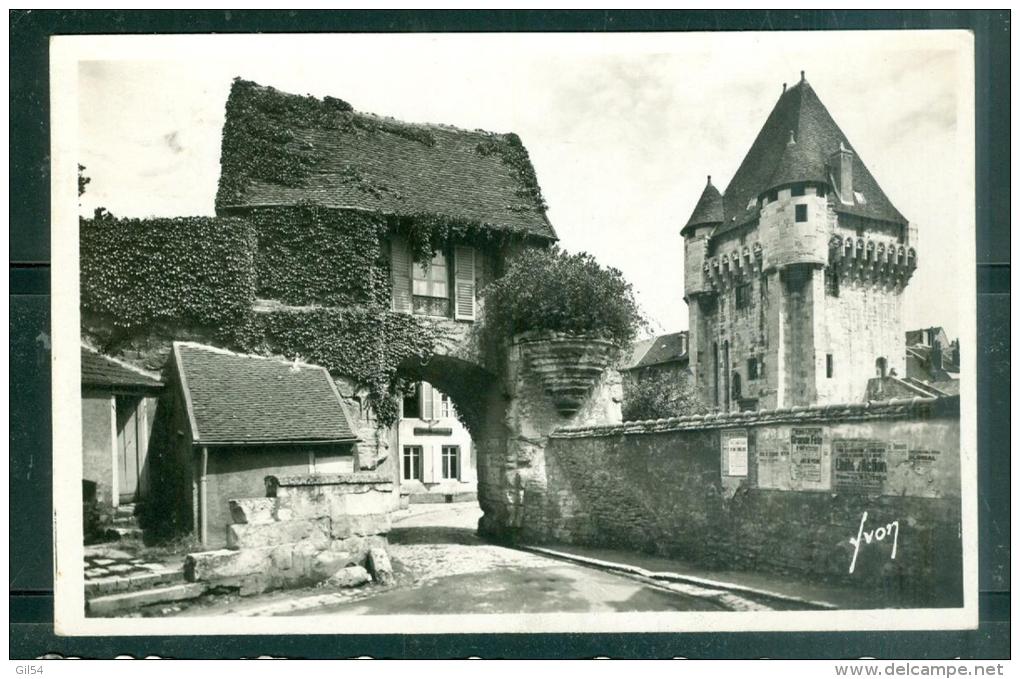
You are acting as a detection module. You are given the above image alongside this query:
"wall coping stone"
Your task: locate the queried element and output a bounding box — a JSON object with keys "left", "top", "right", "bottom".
{"left": 551, "top": 395, "right": 959, "bottom": 439}
{"left": 272, "top": 472, "right": 392, "bottom": 487}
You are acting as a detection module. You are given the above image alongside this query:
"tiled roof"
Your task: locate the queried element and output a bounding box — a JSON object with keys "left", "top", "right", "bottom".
{"left": 552, "top": 395, "right": 959, "bottom": 439}
{"left": 622, "top": 332, "right": 689, "bottom": 371}
{"left": 623, "top": 337, "right": 655, "bottom": 370}
{"left": 81, "top": 346, "right": 163, "bottom": 389}
{"left": 715, "top": 78, "right": 907, "bottom": 237}
{"left": 173, "top": 342, "right": 358, "bottom": 445}
{"left": 218, "top": 80, "right": 556, "bottom": 241}
{"left": 681, "top": 177, "right": 724, "bottom": 235}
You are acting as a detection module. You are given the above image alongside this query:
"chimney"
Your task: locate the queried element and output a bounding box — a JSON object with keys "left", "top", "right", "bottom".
{"left": 931, "top": 339, "right": 943, "bottom": 372}
{"left": 829, "top": 141, "right": 854, "bottom": 204}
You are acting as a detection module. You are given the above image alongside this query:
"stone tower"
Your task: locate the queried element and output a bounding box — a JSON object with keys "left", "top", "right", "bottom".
{"left": 682, "top": 74, "right": 917, "bottom": 412}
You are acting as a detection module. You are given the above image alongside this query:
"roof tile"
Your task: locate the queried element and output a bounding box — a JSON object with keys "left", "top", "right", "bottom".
{"left": 174, "top": 342, "right": 357, "bottom": 445}
{"left": 82, "top": 346, "right": 163, "bottom": 389}
{"left": 218, "top": 80, "right": 556, "bottom": 241}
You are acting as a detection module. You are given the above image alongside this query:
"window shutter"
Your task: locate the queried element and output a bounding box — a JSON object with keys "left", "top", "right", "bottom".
{"left": 424, "top": 445, "right": 438, "bottom": 483}
{"left": 431, "top": 387, "right": 444, "bottom": 421}
{"left": 453, "top": 245, "right": 476, "bottom": 321}
{"left": 391, "top": 235, "right": 413, "bottom": 313}
{"left": 421, "top": 383, "right": 434, "bottom": 421}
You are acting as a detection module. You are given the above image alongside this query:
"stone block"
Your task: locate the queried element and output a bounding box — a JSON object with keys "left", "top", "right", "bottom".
{"left": 311, "top": 550, "right": 357, "bottom": 579}
{"left": 291, "top": 538, "right": 325, "bottom": 578}
{"left": 329, "top": 489, "right": 392, "bottom": 516}
{"left": 226, "top": 517, "right": 330, "bottom": 549}
{"left": 184, "top": 548, "right": 271, "bottom": 582}
{"left": 270, "top": 545, "right": 293, "bottom": 572}
{"left": 329, "top": 513, "right": 391, "bottom": 539}
{"left": 229, "top": 498, "right": 277, "bottom": 525}
{"left": 366, "top": 547, "right": 394, "bottom": 585}
{"left": 276, "top": 492, "right": 329, "bottom": 520}
{"left": 87, "top": 583, "right": 207, "bottom": 616}
{"left": 326, "top": 565, "right": 371, "bottom": 589}
{"left": 239, "top": 573, "right": 270, "bottom": 597}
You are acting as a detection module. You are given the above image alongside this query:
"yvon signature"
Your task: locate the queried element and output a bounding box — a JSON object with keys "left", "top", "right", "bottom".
{"left": 848, "top": 511, "right": 899, "bottom": 574}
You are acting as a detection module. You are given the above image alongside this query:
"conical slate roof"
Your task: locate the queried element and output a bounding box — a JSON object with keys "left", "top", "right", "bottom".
{"left": 716, "top": 76, "right": 907, "bottom": 236}
{"left": 681, "top": 176, "right": 723, "bottom": 235}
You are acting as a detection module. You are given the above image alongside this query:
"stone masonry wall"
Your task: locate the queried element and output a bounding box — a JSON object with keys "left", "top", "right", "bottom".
{"left": 185, "top": 472, "right": 394, "bottom": 595}
{"left": 540, "top": 397, "right": 962, "bottom": 605}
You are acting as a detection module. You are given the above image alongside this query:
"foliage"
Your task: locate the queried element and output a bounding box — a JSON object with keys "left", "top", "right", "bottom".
{"left": 232, "top": 308, "right": 439, "bottom": 426}
{"left": 216, "top": 78, "right": 437, "bottom": 210}
{"left": 390, "top": 211, "right": 530, "bottom": 269}
{"left": 80, "top": 215, "right": 257, "bottom": 332}
{"left": 475, "top": 133, "right": 548, "bottom": 211}
{"left": 248, "top": 205, "right": 390, "bottom": 307}
{"left": 78, "top": 164, "right": 91, "bottom": 197}
{"left": 480, "top": 246, "right": 644, "bottom": 348}
{"left": 79, "top": 208, "right": 446, "bottom": 427}
{"left": 622, "top": 370, "right": 707, "bottom": 421}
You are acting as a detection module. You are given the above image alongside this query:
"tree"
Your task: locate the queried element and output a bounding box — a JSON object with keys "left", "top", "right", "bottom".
{"left": 622, "top": 370, "right": 707, "bottom": 421}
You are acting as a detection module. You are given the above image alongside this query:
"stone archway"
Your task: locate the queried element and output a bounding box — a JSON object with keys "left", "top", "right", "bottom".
{"left": 396, "top": 334, "right": 623, "bottom": 544}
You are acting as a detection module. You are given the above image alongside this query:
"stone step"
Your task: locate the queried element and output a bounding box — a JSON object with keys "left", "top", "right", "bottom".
{"left": 87, "top": 582, "right": 207, "bottom": 617}
{"left": 85, "top": 567, "right": 185, "bottom": 598}
{"left": 109, "top": 526, "right": 144, "bottom": 541}
{"left": 112, "top": 515, "right": 140, "bottom": 526}
{"left": 114, "top": 504, "right": 137, "bottom": 518}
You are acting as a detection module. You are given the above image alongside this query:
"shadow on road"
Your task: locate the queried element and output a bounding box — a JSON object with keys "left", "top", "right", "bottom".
{"left": 388, "top": 525, "right": 482, "bottom": 546}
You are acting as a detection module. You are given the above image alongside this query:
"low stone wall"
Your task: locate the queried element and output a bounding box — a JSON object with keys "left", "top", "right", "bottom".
{"left": 185, "top": 472, "right": 394, "bottom": 595}
{"left": 542, "top": 396, "right": 962, "bottom": 605}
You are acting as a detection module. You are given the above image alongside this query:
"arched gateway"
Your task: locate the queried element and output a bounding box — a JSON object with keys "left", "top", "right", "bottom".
{"left": 79, "top": 78, "right": 622, "bottom": 549}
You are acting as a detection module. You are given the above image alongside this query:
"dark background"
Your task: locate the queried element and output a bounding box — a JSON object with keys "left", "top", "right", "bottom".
{"left": 9, "top": 9, "right": 1010, "bottom": 659}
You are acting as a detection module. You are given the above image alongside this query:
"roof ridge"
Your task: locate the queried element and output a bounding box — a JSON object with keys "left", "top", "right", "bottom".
{"left": 172, "top": 340, "right": 325, "bottom": 372}
{"left": 81, "top": 342, "right": 163, "bottom": 381}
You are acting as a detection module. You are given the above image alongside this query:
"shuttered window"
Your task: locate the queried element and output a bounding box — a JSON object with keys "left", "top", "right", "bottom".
{"left": 391, "top": 235, "right": 413, "bottom": 313}
{"left": 412, "top": 251, "right": 449, "bottom": 299}
{"left": 453, "top": 245, "right": 476, "bottom": 321}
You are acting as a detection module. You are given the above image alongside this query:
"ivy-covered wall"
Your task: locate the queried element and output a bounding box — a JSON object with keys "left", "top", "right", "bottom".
{"left": 246, "top": 206, "right": 391, "bottom": 308}
{"left": 80, "top": 215, "right": 257, "bottom": 334}
{"left": 80, "top": 213, "right": 442, "bottom": 426}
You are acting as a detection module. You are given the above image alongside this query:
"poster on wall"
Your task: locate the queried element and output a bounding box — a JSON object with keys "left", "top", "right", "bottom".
{"left": 832, "top": 438, "right": 889, "bottom": 494}
{"left": 790, "top": 427, "right": 824, "bottom": 483}
{"left": 722, "top": 429, "right": 748, "bottom": 476}
{"left": 755, "top": 428, "right": 789, "bottom": 488}
{"left": 756, "top": 426, "right": 831, "bottom": 491}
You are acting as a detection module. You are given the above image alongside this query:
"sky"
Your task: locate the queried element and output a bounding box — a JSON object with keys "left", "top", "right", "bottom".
{"left": 75, "top": 32, "right": 973, "bottom": 340}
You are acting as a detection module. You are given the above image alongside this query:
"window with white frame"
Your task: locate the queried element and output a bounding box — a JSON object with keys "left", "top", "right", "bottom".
{"left": 402, "top": 445, "right": 423, "bottom": 481}
{"left": 441, "top": 445, "right": 460, "bottom": 480}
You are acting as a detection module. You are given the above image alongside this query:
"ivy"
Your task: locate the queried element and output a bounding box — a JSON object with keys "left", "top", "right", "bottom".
{"left": 232, "top": 307, "right": 440, "bottom": 426}
{"left": 475, "top": 133, "right": 548, "bottom": 212}
{"left": 390, "top": 212, "right": 531, "bottom": 269}
{"left": 80, "top": 215, "right": 257, "bottom": 333}
{"left": 247, "top": 205, "right": 391, "bottom": 307}
{"left": 79, "top": 208, "right": 451, "bottom": 427}
{"left": 216, "top": 78, "right": 437, "bottom": 210}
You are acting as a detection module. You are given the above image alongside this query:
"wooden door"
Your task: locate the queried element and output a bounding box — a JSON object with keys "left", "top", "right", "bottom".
{"left": 116, "top": 395, "right": 141, "bottom": 502}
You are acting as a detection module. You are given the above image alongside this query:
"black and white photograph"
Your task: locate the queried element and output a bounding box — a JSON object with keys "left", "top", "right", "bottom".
{"left": 47, "top": 28, "right": 978, "bottom": 636}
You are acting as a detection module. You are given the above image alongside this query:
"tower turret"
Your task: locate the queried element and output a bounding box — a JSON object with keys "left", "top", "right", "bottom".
{"left": 682, "top": 175, "right": 723, "bottom": 299}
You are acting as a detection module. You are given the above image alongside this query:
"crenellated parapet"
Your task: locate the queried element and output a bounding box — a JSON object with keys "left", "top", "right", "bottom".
{"left": 702, "top": 242, "right": 765, "bottom": 290}
{"left": 827, "top": 235, "right": 916, "bottom": 287}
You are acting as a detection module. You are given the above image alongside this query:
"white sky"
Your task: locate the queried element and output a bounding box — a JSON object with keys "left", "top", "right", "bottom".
{"left": 75, "top": 32, "right": 973, "bottom": 340}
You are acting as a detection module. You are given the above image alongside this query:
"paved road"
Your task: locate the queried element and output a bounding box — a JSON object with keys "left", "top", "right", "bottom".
{"left": 290, "top": 503, "right": 731, "bottom": 615}
{"left": 172, "top": 502, "right": 753, "bottom": 617}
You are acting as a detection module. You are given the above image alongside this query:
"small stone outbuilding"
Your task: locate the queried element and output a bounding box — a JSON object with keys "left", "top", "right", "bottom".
{"left": 164, "top": 341, "right": 364, "bottom": 546}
